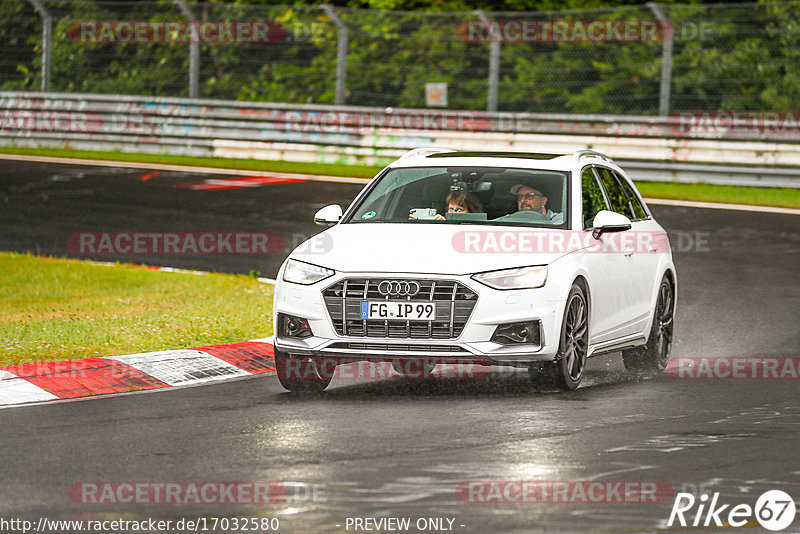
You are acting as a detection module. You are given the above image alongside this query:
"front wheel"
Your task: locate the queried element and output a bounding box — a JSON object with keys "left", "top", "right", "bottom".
{"left": 274, "top": 349, "right": 333, "bottom": 393}
{"left": 622, "top": 275, "right": 675, "bottom": 373}
{"left": 532, "top": 284, "right": 588, "bottom": 390}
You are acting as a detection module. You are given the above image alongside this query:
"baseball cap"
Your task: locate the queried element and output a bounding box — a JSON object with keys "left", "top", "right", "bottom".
{"left": 510, "top": 184, "right": 528, "bottom": 195}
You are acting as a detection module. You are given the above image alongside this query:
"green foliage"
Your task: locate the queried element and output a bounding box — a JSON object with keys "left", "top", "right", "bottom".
{"left": 0, "top": 1, "right": 38, "bottom": 90}
{"left": 2, "top": 0, "right": 798, "bottom": 114}
{"left": 581, "top": 167, "right": 606, "bottom": 227}
{"left": 668, "top": 1, "right": 800, "bottom": 112}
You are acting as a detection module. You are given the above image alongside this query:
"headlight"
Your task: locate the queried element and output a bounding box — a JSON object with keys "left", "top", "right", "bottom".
{"left": 282, "top": 259, "right": 335, "bottom": 285}
{"left": 471, "top": 266, "right": 548, "bottom": 290}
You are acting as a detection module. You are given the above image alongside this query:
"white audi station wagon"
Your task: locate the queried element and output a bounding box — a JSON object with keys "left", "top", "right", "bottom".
{"left": 273, "top": 149, "right": 676, "bottom": 392}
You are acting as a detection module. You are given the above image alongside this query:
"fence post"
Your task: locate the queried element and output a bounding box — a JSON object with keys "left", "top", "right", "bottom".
{"left": 174, "top": 0, "right": 199, "bottom": 99}
{"left": 320, "top": 5, "right": 348, "bottom": 106}
{"left": 26, "top": 0, "right": 51, "bottom": 92}
{"left": 647, "top": 2, "right": 673, "bottom": 116}
{"left": 473, "top": 10, "right": 500, "bottom": 113}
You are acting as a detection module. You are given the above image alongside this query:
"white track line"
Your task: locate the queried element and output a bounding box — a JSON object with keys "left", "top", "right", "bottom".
{"left": 644, "top": 197, "right": 800, "bottom": 215}
{"left": 0, "top": 153, "right": 371, "bottom": 184}
{"left": 3, "top": 153, "right": 797, "bottom": 215}
{"left": 85, "top": 260, "right": 277, "bottom": 284}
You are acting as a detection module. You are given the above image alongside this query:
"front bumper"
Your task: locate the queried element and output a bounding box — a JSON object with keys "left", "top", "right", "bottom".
{"left": 274, "top": 271, "right": 565, "bottom": 367}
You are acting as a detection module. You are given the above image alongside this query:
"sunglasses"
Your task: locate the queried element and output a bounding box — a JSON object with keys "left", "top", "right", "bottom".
{"left": 517, "top": 192, "right": 543, "bottom": 200}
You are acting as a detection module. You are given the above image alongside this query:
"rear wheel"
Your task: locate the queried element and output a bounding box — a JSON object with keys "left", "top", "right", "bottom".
{"left": 622, "top": 276, "right": 674, "bottom": 373}
{"left": 531, "top": 284, "right": 588, "bottom": 390}
{"left": 274, "top": 349, "right": 333, "bottom": 393}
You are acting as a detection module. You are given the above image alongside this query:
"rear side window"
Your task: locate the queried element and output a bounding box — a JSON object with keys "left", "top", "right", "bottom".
{"left": 612, "top": 170, "right": 648, "bottom": 220}
{"left": 594, "top": 167, "right": 635, "bottom": 220}
{"left": 581, "top": 167, "right": 608, "bottom": 228}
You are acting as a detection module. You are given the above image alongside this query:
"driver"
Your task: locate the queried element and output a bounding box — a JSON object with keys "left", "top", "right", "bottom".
{"left": 510, "top": 184, "right": 564, "bottom": 224}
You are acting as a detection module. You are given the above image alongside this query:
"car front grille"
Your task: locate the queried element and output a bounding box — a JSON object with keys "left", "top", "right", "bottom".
{"left": 322, "top": 278, "right": 478, "bottom": 339}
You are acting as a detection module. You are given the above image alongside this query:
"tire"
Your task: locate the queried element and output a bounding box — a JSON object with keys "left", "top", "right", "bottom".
{"left": 391, "top": 358, "right": 436, "bottom": 378}
{"left": 274, "top": 348, "right": 333, "bottom": 393}
{"left": 531, "top": 284, "right": 589, "bottom": 390}
{"left": 622, "top": 275, "right": 675, "bottom": 374}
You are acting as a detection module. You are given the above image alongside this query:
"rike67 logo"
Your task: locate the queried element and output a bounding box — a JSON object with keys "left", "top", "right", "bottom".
{"left": 668, "top": 490, "right": 797, "bottom": 531}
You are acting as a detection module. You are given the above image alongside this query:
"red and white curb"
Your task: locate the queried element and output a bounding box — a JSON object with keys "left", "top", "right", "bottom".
{"left": 0, "top": 337, "right": 276, "bottom": 408}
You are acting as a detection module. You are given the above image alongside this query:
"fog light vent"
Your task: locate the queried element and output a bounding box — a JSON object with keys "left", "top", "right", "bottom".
{"left": 279, "top": 313, "right": 313, "bottom": 339}
{"left": 491, "top": 321, "right": 541, "bottom": 345}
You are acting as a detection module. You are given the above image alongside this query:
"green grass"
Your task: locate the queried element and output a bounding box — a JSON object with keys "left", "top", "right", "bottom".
{"left": 0, "top": 145, "right": 383, "bottom": 179}
{"left": 636, "top": 181, "right": 800, "bottom": 209}
{"left": 0, "top": 252, "right": 274, "bottom": 366}
{"left": 2, "top": 145, "right": 799, "bottom": 208}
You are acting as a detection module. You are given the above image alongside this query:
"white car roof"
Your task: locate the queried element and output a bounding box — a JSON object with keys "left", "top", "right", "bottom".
{"left": 387, "top": 150, "right": 616, "bottom": 173}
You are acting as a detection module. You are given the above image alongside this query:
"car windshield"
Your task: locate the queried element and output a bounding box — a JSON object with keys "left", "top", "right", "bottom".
{"left": 344, "top": 166, "right": 569, "bottom": 227}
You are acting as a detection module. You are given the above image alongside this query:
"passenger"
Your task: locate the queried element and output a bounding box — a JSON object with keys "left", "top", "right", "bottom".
{"left": 410, "top": 190, "right": 484, "bottom": 220}
{"left": 510, "top": 184, "right": 564, "bottom": 224}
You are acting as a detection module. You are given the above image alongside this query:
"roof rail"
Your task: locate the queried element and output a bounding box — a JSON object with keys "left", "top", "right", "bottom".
{"left": 573, "top": 150, "right": 614, "bottom": 164}
{"left": 399, "top": 147, "right": 456, "bottom": 159}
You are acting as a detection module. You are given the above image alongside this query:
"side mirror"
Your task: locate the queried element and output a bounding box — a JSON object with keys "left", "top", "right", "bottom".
{"left": 591, "top": 210, "right": 632, "bottom": 240}
{"left": 314, "top": 204, "right": 342, "bottom": 227}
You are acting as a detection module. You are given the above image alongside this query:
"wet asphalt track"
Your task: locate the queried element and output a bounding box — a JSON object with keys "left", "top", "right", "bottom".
{"left": 1, "top": 160, "right": 800, "bottom": 533}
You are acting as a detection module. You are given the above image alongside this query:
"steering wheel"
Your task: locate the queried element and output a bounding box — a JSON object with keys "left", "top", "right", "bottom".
{"left": 494, "top": 210, "right": 552, "bottom": 223}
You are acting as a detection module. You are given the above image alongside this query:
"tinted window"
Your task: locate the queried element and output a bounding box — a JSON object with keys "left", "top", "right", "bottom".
{"left": 595, "top": 167, "right": 635, "bottom": 220}
{"left": 581, "top": 167, "right": 608, "bottom": 228}
{"left": 613, "top": 170, "right": 647, "bottom": 220}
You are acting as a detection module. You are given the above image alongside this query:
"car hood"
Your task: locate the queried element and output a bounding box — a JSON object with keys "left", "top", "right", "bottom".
{"left": 289, "top": 223, "right": 575, "bottom": 276}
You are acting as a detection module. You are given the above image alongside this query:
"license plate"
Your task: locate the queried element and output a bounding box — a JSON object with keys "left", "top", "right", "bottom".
{"left": 360, "top": 301, "right": 436, "bottom": 320}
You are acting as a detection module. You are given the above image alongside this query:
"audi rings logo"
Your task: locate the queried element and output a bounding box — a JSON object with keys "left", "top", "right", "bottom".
{"left": 377, "top": 280, "right": 421, "bottom": 297}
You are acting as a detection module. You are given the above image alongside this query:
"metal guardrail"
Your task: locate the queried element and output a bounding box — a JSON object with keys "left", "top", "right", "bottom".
{"left": 1, "top": 92, "right": 799, "bottom": 188}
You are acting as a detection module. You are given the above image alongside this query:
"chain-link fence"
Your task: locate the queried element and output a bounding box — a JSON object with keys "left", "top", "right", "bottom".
{"left": 2, "top": 1, "right": 799, "bottom": 115}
